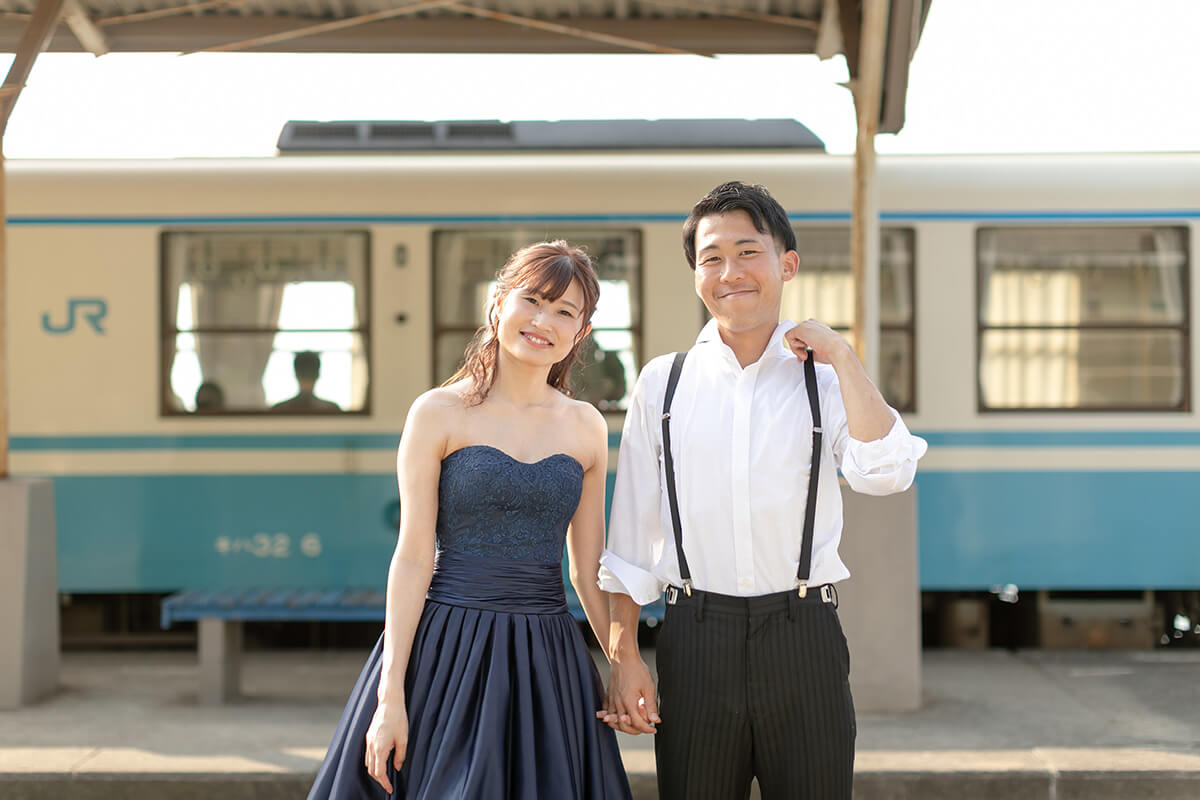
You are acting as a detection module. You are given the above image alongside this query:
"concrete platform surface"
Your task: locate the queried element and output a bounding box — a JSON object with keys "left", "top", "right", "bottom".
{"left": 1, "top": 648, "right": 1198, "bottom": 799}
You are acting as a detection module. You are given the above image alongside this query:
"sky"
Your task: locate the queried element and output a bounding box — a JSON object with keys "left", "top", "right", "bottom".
{"left": 2, "top": 0, "right": 1199, "bottom": 158}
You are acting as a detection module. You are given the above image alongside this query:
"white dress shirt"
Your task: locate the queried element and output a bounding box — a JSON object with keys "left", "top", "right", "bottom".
{"left": 598, "top": 319, "right": 928, "bottom": 605}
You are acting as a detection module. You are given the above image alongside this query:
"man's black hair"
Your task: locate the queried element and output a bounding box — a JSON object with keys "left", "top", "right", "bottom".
{"left": 682, "top": 181, "right": 797, "bottom": 270}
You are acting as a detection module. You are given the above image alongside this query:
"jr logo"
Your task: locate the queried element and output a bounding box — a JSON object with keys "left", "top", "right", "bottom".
{"left": 42, "top": 298, "right": 108, "bottom": 335}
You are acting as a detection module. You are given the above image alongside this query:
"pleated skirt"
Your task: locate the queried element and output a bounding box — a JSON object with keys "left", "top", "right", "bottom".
{"left": 307, "top": 599, "right": 632, "bottom": 800}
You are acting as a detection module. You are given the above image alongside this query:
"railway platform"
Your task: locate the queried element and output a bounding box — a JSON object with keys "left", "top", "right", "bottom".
{"left": 1, "top": 647, "right": 1198, "bottom": 800}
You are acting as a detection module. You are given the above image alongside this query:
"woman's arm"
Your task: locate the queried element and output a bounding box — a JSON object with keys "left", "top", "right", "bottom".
{"left": 365, "top": 392, "right": 447, "bottom": 793}
{"left": 566, "top": 403, "right": 613, "bottom": 651}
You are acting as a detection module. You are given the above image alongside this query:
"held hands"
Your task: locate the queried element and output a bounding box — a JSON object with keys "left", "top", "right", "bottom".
{"left": 784, "top": 319, "right": 855, "bottom": 366}
{"left": 597, "top": 657, "right": 660, "bottom": 735}
{"left": 365, "top": 700, "right": 408, "bottom": 793}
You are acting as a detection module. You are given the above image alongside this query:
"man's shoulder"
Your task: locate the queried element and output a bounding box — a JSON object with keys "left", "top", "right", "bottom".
{"left": 638, "top": 349, "right": 693, "bottom": 386}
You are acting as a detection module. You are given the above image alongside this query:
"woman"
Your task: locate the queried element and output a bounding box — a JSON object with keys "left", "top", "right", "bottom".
{"left": 309, "top": 241, "right": 632, "bottom": 800}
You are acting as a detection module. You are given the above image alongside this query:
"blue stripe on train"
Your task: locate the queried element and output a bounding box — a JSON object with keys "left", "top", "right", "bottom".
{"left": 16, "top": 429, "right": 1200, "bottom": 451}
{"left": 54, "top": 474, "right": 400, "bottom": 592}
{"left": 52, "top": 471, "right": 620, "bottom": 596}
{"left": 918, "top": 471, "right": 1200, "bottom": 590}
{"left": 49, "top": 470, "right": 1200, "bottom": 593}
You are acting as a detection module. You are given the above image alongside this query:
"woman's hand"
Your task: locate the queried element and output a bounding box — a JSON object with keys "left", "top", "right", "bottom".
{"left": 365, "top": 700, "right": 408, "bottom": 793}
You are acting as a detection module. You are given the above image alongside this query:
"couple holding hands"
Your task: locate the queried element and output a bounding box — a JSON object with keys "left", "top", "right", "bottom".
{"left": 309, "top": 181, "right": 926, "bottom": 800}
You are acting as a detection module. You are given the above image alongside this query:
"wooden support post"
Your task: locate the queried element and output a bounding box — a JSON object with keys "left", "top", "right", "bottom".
{"left": 1, "top": 150, "right": 7, "bottom": 479}
{"left": 0, "top": 0, "right": 67, "bottom": 479}
{"left": 850, "top": 0, "right": 889, "bottom": 380}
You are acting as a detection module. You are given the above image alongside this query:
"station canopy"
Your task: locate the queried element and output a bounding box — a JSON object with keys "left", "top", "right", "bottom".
{"left": 0, "top": 0, "right": 928, "bottom": 133}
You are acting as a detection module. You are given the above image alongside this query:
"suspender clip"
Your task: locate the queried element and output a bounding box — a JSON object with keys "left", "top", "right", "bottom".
{"left": 662, "top": 412, "right": 671, "bottom": 421}
{"left": 796, "top": 579, "right": 808, "bottom": 599}
{"left": 682, "top": 579, "right": 693, "bottom": 597}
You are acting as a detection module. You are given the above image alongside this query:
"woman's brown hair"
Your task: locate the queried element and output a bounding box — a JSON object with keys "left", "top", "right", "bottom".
{"left": 444, "top": 240, "right": 601, "bottom": 406}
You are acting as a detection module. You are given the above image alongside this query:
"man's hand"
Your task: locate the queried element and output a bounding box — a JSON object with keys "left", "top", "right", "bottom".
{"left": 599, "top": 655, "right": 660, "bottom": 735}
{"left": 784, "top": 319, "right": 855, "bottom": 366}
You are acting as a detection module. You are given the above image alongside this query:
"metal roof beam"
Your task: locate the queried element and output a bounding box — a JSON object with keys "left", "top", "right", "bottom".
{"left": 64, "top": 0, "right": 109, "bottom": 55}
{"left": 0, "top": 15, "right": 819, "bottom": 53}
{"left": 1, "top": 0, "right": 69, "bottom": 479}
{"left": 638, "top": 0, "right": 819, "bottom": 30}
{"left": 879, "top": 0, "right": 929, "bottom": 134}
{"left": 189, "top": 0, "right": 458, "bottom": 53}
{"left": 441, "top": 2, "right": 712, "bottom": 56}
{"left": 0, "top": 0, "right": 68, "bottom": 136}
{"left": 96, "top": 0, "right": 251, "bottom": 29}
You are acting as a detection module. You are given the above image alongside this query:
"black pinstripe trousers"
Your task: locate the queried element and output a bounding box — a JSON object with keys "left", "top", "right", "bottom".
{"left": 653, "top": 591, "right": 856, "bottom": 800}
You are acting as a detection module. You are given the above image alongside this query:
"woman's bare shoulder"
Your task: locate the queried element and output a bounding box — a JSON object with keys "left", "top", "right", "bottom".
{"left": 413, "top": 383, "right": 470, "bottom": 412}
{"left": 401, "top": 385, "right": 470, "bottom": 452}
{"left": 564, "top": 397, "right": 608, "bottom": 449}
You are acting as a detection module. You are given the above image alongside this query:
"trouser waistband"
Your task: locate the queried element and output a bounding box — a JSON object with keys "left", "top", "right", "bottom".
{"left": 665, "top": 584, "right": 837, "bottom": 621}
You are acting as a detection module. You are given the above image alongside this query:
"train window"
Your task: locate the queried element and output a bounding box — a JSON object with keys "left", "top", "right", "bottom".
{"left": 432, "top": 230, "right": 642, "bottom": 411}
{"left": 160, "top": 230, "right": 371, "bottom": 415}
{"left": 977, "top": 226, "right": 1189, "bottom": 411}
{"left": 781, "top": 227, "right": 916, "bottom": 411}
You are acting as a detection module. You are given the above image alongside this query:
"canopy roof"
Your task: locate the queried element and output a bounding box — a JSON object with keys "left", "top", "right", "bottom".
{"left": 0, "top": 0, "right": 928, "bottom": 132}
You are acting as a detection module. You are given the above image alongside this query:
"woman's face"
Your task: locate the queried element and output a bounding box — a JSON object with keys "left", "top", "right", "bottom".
{"left": 495, "top": 277, "right": 589, "bottom": 369}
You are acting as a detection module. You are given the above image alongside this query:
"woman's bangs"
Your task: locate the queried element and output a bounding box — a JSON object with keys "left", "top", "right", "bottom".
{"left": 512, "top": 253, "right": 576, "bottom": 301}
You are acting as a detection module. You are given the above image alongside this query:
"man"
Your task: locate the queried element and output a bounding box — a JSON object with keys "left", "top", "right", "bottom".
{"left": 273, "top": 351, "right": 341, "bottom": 412}
{"left": 599, "top": 181, "right": 926, "bottom": 800}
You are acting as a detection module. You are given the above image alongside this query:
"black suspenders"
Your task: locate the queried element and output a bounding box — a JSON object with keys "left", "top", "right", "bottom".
{"left": 660, "top": 352, "right": 692, "bottom": 594}
{"left": 796, "top": 351, "right": 823, "bottom": 598}
{"left": 661, "top": 349, "right": 824, "bottom": 599}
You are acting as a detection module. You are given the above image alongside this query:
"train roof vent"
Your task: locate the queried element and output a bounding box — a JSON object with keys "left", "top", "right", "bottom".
{"left": 444, "top": 121, "right": 516, "bottom": 141}
{"left": 277, "top": 119, "right": 824, "bottom": 153}
{"left": 285, "top": 121, "right": 363, "bottom": 147}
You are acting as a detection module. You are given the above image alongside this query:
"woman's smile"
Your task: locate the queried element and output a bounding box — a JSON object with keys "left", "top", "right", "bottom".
{"left": 520, "top": 330, "right": 554, "bottom": 348}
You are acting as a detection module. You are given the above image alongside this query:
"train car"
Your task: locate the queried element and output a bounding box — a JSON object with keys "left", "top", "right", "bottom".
{"left": 8, "top": 122, "right": 1200, "bottom": 645}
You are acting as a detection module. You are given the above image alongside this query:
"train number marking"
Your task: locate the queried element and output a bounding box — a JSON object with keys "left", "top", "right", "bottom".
{"left": 214, "top": 533, "right": 323, "bottom": 559}
{"left": 42, "top": 297, "right": 108, "bottom": 335}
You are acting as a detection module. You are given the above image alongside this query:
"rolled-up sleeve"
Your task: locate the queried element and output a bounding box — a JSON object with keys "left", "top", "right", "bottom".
{"left": 598, "top": 364, "right": 670, "bottom": 606}
{"left": 824, "top": 370, "right": 928, "bottom": 496}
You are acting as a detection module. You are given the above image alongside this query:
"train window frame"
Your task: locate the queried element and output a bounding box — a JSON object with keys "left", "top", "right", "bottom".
{"left": 784, "top": 225, "right": 917, "bottom": 413}
{"left": 975, "top": 224, "right": 1191, "bottom": 413}
{"left": 430, "top": 229, "right": 644, "bottom": 415}
{"left": 158, "top": 229, "right": 373, "bottom": 417}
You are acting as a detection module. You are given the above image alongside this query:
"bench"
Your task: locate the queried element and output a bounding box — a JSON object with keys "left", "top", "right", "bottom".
{"left": 162, "top": 587, "right": 665, "bottom": 704}
{"left": 161, "top": 588, "right": 387, "bottom": 704}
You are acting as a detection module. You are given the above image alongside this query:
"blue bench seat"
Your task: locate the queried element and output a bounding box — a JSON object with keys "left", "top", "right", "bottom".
{"left": 161, "top": 588, "right": 386, "bottom": 704}
{"left": 162, "top": 587, "right": 663, "bottom": 704}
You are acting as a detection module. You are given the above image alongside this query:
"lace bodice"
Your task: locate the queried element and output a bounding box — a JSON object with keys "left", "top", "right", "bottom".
{"left": 435, "top": 445, "right": 584, "bottom": 564}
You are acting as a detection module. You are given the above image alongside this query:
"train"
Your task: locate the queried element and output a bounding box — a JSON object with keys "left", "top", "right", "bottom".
{"left": 8, "top": 121, "right": 1199, "bottom": 644}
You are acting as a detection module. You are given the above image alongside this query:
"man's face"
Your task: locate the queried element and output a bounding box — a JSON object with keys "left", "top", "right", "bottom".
{"left": 693, "top": 210, "right": 798, "bottom": 337}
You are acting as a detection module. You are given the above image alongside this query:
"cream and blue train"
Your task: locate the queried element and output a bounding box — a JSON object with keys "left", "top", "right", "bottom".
{"left": 8, "top": 122, "right": 1199, "bottom": 627}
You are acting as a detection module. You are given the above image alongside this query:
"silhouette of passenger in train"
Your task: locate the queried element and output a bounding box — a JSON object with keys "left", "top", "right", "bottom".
{"left": 194, "top": 381, "right": 225, "bottom": 412}
{"left": 273, "top": 351, "right": 341, "bottom": 412}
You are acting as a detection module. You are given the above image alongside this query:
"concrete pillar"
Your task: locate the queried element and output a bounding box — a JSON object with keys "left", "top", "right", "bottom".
{"left": 198, "top": 618, "right": 242, "bottom": 704}
{"left": 837, "top": 483, "right": 920, "bottom": 712}
{"left": 0, "top": 478, "right": 59, "bottom": 708}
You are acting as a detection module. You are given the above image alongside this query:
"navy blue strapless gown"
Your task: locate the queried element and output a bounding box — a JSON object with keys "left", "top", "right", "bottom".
{"left": 308, "top": 445, "right": 632, "bottom": 800}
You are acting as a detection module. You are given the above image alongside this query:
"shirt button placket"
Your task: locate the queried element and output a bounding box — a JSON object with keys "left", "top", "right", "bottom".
{"left": 731, "top": 363, "right": 757, "bottom": 596}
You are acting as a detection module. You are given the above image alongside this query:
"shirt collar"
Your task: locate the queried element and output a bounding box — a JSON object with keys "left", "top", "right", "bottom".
{"left": 694, "top": 319, "right": 798, "bottom": 362}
